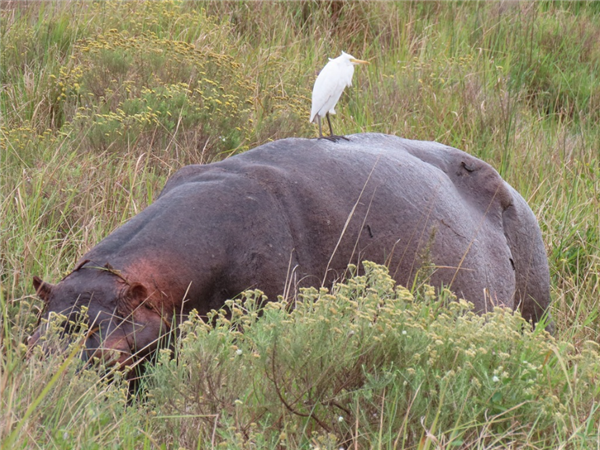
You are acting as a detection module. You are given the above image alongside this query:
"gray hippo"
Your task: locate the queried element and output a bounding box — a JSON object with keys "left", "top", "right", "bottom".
{"left": 30, "top": 134, "right": 551, "bottom": 367}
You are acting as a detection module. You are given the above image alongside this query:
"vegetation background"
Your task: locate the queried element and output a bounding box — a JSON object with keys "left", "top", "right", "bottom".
{"left": 1, "top": 0, "right": 599, "bottom": 448}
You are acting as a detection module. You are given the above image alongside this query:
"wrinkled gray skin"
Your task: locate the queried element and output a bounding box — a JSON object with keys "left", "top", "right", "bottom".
{"left": 31, "top": 134, "right": 551, "bottom": 368}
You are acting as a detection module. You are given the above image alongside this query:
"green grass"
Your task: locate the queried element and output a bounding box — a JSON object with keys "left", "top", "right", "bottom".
{"left": 1, "top": 1, "right": 599, "bottom": 448}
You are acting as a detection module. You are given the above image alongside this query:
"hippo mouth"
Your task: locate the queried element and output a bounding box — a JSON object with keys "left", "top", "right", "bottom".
{"left": 27, "top": 324, "right": 130, "bottom": 368}
{"left": 83, "top": 330, "right": 135, "bottom": 368}
{"left": 28, "top": 306, "right": 172, "bottom": 376}
{"left": 28, "top": 311, "right": 137, "bottom": 367}
{"left": 81, "top": 314, "right": 171, "bottom": 371}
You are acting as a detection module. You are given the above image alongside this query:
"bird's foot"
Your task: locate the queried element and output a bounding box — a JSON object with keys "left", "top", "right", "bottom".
{"left": 319, "top": 135, "right": 349, "bottom": 142}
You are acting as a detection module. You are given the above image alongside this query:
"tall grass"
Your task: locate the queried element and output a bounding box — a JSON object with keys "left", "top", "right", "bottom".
{"left": 2, "top": 1, "right": 599, "bottom": 448}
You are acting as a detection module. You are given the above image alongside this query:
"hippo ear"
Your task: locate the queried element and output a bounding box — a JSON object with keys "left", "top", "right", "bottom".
{"left": 33, "top": 276, "right": 53, "bottom": 302}
{"left": 124, "top": 282, "right": 149, "bottom": 309}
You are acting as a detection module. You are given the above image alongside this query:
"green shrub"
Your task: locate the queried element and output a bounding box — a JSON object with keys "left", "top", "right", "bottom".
{"left": 54, "top": 26, "right": 255, "bottom": 158}
{"left": 146, "top": 262, "right": 600, "bottom": 448}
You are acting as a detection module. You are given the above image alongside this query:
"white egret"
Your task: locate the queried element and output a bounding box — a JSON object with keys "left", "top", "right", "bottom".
{"left": 310, "top": 51, "right": 369, "bottom": 141}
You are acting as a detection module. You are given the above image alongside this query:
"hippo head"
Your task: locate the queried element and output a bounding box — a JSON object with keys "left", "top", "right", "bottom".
{"left": 29, "top": 262, "right": 171, "bottom": 371}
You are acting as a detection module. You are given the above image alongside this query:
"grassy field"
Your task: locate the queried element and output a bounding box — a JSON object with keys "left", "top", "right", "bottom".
{"left": 1, "top": 1, "right": 600, "bottom": 448}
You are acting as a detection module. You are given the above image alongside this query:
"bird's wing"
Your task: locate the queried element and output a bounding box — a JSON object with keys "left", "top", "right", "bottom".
{"left": 310, "top": 63, "right": 349, "bottom": 122}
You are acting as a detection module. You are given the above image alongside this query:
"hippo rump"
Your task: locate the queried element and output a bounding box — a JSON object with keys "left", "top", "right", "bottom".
{"left": 31, "top": 133, "right": 551, "bottom": 367}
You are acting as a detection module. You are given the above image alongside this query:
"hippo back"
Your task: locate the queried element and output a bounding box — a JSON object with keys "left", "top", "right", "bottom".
{"left": 151, "top": 133, "right": 550, "bottom": 322}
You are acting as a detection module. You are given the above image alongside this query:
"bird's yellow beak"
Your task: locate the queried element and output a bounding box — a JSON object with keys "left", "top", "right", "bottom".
{"left": 350, "top": 58, "right": 369, "bottom": 65}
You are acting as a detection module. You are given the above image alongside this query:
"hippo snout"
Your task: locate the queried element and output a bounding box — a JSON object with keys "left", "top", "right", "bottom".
{"left": 82, "top": 313, "right": 169, "bottom": 369}
{"left": 83, "top": 328, "right": 134, "bottom": 368}
{"left": 27, "top": 314, "right": 135, "bottom": 369}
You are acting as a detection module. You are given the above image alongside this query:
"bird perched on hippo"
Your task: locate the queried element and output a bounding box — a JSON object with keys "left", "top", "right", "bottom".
{"left": 30, "top": 134, "right": 551, "bottom": 369}
{"left": 310, "top": 51, "right": 369, "bottom": 141}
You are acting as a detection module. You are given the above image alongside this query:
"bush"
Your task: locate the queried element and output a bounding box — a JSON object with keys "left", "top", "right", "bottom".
{"left": 146, "top": 262, "right": 600, "bottom": 448}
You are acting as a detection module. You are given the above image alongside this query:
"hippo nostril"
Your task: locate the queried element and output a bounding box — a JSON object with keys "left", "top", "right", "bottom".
{"left": 27, "top": 329, "right": 41, "bottom": 346}
{"left": 101, "top": 349, "right": 132, "bottom": 367}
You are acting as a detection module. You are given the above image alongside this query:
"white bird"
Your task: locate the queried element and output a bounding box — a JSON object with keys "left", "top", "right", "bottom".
{"left": 310, "top": 51, "right": 369, "bottom": 141}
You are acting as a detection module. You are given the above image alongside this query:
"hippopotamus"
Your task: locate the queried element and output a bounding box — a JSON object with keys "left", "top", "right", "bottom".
{"left": 30, "top": 133, "right": 551, "bottom": 367}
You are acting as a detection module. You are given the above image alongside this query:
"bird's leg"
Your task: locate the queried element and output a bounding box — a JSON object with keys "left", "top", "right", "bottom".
{"left": 317, "top": 116, "right": 324, "bottom": 139}
{"left": 325, "top": 113, "right": 349, "bottom": 142}
{"left": 315, "top": 114, "right": 348, "bottom": 142}
{"left": 316, "top": 115, "right": 336, "bottom": 141}
{"left": 326, "top": 113, "right": 335, "bottom": 137}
